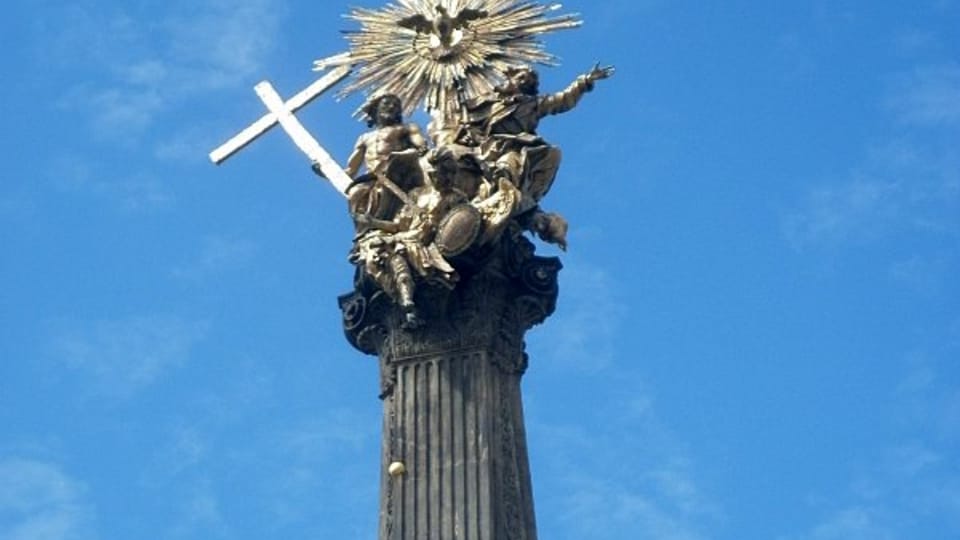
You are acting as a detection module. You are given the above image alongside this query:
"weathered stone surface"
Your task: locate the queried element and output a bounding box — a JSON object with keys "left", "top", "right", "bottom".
{"left": 339, "top": 229, "right": 560, "bottom": 540}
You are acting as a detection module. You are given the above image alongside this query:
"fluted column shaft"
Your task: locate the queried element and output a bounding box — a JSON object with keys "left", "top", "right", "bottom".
{"left": 380, "top": 348, "right": 536, "bottom": 540}
{"left": 340, "top": 233, "right": 560, "bottom": 540}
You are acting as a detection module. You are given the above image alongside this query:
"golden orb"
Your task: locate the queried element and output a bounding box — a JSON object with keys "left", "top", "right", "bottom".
{"left": 388, "top": 461, "right": 407, "bottom": 477}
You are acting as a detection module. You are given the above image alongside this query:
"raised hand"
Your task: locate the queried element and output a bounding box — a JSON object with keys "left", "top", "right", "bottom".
{"left": 586, "top": 63, "right": 616, "bottom": 83}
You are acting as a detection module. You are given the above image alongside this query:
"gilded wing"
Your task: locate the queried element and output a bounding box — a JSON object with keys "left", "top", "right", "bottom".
{"left": 452, "top": 8, "right": 488, "bottom": 27}
{"left": 397, "top": 14, "right": 433, "bottom": 34}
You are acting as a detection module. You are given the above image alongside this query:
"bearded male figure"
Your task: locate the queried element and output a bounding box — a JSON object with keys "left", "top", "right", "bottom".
{"left": 458, "top": 64, "right": 613, "bottom": 248}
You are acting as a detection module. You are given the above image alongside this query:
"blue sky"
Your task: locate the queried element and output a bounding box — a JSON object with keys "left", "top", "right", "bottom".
{"left": 1, "top": 1, "right": 958, "bottom": 539}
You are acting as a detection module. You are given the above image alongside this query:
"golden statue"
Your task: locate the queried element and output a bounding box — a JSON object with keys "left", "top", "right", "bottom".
{"left": 209, "top": 3, "right": 616, "bottom": 539}
{"left": 308, "top": 0, "right": 614, "bottom": 310}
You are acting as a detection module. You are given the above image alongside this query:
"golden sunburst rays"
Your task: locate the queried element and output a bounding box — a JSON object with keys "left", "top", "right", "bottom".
{"left": 313, "top": 0, "right": 581, "bottom": 119}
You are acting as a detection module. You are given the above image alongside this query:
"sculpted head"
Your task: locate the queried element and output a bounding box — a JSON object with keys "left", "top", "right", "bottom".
{"left": 429, "top": 148, "right": 459, "bottom": 190}
{"left": 504, "top": 67, "right": 540, "bottom": 96}
{"left": 363, "top": 94, "right": 404, "bottom": 127}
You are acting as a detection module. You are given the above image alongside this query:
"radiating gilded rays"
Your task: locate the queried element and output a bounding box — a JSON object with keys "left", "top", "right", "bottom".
{"left": 314, "top": 0, "right": 581, "bottom": 117}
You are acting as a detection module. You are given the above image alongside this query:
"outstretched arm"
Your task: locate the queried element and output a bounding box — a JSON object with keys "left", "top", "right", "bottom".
{"left": 539, "top": 63, "right": 615, "bottom": 117}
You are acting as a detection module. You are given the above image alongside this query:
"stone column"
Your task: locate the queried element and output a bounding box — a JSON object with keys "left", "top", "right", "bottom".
{"left": 339, "top": 232, "right": 561, "bottom": 540}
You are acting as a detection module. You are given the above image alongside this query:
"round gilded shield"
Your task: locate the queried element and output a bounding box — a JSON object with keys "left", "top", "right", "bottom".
{"left": 435, "top": 204, "right": 482, "bottom": 257}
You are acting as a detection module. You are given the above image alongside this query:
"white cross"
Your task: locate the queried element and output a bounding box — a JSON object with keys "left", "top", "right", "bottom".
{"left": 208, "top": 65, "right": 354, "bottom": 196}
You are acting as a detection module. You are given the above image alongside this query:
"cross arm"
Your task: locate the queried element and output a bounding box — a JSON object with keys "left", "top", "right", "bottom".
{"left": 254, "top": 81, "right": 354, "bottom": 196}
{"left": 208, "top": 65, "right": 351, "bottom": 165}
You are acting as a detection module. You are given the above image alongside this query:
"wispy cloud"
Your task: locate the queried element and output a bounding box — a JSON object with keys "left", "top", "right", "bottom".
{"left": 783, "top": 175, "right": 899, "bottom": 248}
{"left": 48, "top": 0, "right": 285, "bottom": 142}
{"left": 887, "top": 63, "right": 960, "bottom": 127}
{"left": 531, "top": 383, "right": 721, "bottom": 540}
{"left": 783, "top": 139, "right": 959, "bottom": 250}
{"left": 525, "top": 246, "right": 716, "bottom": 539}
{"left": 33, "top": 1, "right": 287, "bottom": 213}
{"left": 785, "top": 507, "right": 895, "bottom": 540}
{"left": 153, "top": 126, "right": 224, "bottom": 163}
{"left": 781, "top": 445, "right": 960, "bottom": 540}
{"left": 52, "top": 315, "right": 208, "bottom": 399}
{"left": 781, "top": 330, "right": 960, "bottom": 539}
{"left": 262, "top": 407, "right": 376, "bottom": 520}
{"left": 544, "top": 259, "right": 627, "bottom": 372}
{"left": 783, "top": 62, "right": 960, "bottom": 252}
{"left": 143, "top": 426, "right": 210, "bottom": 485}
{"left": 888, "top": 253, "right": 953, "bottom": 295}
{"left": 135, "top": 372, "right": 376, "bottom": 535}
{"left": 171, "top": 235, "right": 257, "bottom": 280}
{"left": 552, "top": 475, "right": 710, "bottom": 540}
{"left": 0, "top": 458, "right": 96, "bottom": 540}
{"left": 48, "top": 154, "right": 173, "bottom": 213}
{"left": 167, "top": 482, "right": 231, "bottom": 540}
{"left": 0, "top": 196, "right": 37, "bottom": 221}
{"left": 163, "top": 0, "right": 287, "bottom": 93}
{"left": 278, "top": 408, "right": 371, "bottom": 461}
{"left": 896, "top": 345, "right": 960, "bottom": 442}
{"left": 893, "top": 28, "right": 940, "bottom": 58}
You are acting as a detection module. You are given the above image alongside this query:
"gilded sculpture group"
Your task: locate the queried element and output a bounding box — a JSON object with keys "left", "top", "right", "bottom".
{"left": 321, "top": 64, "right": 613, "bottom": 328}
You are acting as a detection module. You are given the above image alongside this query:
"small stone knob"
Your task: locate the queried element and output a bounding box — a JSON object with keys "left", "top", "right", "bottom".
{"left": 388, "top": 461, "right": 406, "bottom": 477}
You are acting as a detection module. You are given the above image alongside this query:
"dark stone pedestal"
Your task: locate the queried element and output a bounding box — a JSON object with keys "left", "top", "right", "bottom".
{"left": 339, "top": 232, "right": 560, "bottom": 540}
